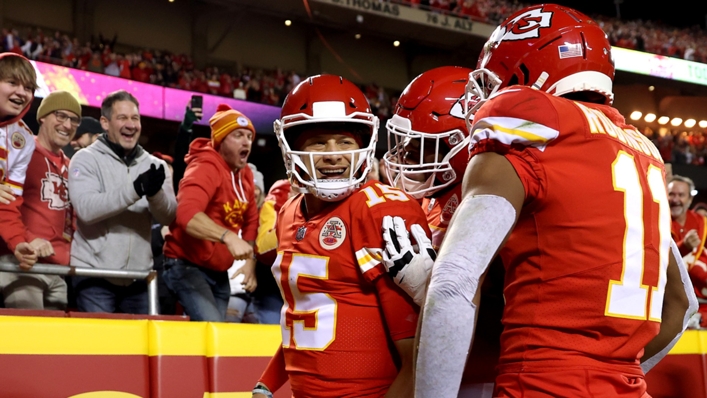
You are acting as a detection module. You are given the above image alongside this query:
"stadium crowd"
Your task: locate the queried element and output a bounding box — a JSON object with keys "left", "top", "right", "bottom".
{"left": 0, "top": 24, "right": 396, "bottom": 121}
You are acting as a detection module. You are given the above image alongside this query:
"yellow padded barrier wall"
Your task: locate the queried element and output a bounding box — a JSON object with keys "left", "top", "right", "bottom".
{"left": 206, "top": 323, "right": 285, "bottom": 397}
{"left": 149, "top": 320, "right": 209, "bottom": 398}
{"left": 0, "top": 316, "right": 150, "bottom": 398}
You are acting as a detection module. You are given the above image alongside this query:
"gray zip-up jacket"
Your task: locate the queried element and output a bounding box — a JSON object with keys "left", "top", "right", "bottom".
{"left": 68, "top": 138, "right": 176, "bottom": 282}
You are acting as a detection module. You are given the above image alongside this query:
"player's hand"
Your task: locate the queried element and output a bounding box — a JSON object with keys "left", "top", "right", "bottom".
{"left": 14, "top": 242, "right": 38, "bottom": 271}
{"left": 29, "top": 238, "right": 55, "bottom": 258}
{"left": 224, "top": 231, "right": 254, "bottom": 261}
{"left": 0, "top": 184, "right": 16, "bottom": 205}
{"left": 684, "top": 229, "right": 702, "bottom": 251}
{"left": 381, "top": 215, "right": 436, "bottom": 306}
{"left": 232, "top": 257, "right": 258, "bottom": 293}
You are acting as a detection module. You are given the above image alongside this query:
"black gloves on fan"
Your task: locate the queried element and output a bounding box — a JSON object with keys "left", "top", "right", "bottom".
{"left": 134, "top": 164, "right": 166, "bottom": 197}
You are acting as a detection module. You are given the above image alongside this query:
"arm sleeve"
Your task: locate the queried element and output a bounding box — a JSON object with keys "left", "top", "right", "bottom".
{"left": 374, "top": 274, "right": 419, "bottom": 341}
{"left": 174, "top": 159, "right": 219, "bottom": 230}
{"left": 68, "top": 150, "right": 140, "bottom": 225}
{"left": 258, "top": 346, "right": 289, "bottom": 393}
{"left": 147, "top": 158, "right": 177, "bottom": 226}
{"left": 0, "top": 195, "right": 26, "bottom": 251}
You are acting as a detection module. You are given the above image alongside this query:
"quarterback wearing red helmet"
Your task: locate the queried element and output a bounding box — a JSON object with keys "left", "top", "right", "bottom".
{"left": 253, "top": 74, "right": 431, "bottom": 398}
{"left": 415, "top": 4, "right": 697, "bottom": 398}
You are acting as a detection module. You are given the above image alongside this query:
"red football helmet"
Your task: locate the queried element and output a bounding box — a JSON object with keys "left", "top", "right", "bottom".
{"left": 274, "top": 74, "right": 379, "bottom": 201}
{"left": 468, "top": 4, "right": 615, "bottom": 114}
{"left": 384, "top": 66, "right": 477, "bottom": 199}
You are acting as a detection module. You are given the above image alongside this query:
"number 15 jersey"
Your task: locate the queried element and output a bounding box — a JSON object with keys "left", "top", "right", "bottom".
{"left": 273, "top": 181, "right": 426, "bottom": 397}
{"left": 470, "top": 86, "right": 671, "bottom": 374}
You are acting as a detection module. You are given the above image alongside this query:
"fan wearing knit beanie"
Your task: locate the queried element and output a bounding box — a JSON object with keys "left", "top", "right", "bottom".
{"left": 162, "top": 103, "right": 260, "bottom": 322}
{"left": 36, "top": 90, "right": 82, "bottom": 154}
{"left": 0, "top": 89, "right": 82, "bottom": 310}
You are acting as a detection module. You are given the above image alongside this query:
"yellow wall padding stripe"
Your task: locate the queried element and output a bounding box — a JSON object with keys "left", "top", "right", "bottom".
{"left": 148, "top": 320, "right": 207, "bottom": 356}
{"left": 207, "top": 323, "right": 282, "bottom": 357}
{"left": 669, "top": 330, "right": 707, "bottom": 355}
{"left": 0, "top": 316, "right": 148, "bottom": 355}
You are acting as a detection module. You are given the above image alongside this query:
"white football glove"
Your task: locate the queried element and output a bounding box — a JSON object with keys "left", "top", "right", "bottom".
{"left": 381, "top": 215, "right": 436, "bottom": 306}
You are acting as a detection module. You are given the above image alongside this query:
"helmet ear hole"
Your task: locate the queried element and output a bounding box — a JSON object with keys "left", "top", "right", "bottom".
{"left": 519, "top": 64, "right": 530, "bottom": 85}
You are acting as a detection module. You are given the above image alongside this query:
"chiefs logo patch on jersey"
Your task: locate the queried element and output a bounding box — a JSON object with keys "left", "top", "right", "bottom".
{"left": 319, "top": 216, "right": 347, "bottom": 250}
{"left": 440, "top": 193, "right": 459, "bottom": 224}
{"left": 11, "top": 131, "right": 25, "bottom": 149}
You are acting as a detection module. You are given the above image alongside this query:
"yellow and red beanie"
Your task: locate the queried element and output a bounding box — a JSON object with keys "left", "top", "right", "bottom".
{"left": 209, "top": 104, "right": 255, "bottom": 148}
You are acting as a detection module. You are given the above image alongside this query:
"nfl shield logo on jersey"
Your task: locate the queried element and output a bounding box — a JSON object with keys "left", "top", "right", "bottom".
{"left": 296, "top": 226, "right": 307, "bottom": 241}
{"left": 319, "top": 217, "right": 347, "bottom": 250}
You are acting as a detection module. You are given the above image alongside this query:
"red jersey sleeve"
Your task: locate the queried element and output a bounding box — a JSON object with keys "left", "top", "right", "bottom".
{"left": 469, "top": 87, "right": 561, "bottom": 202}
{"left": 350, "top": 182, "right": 432, "bottom": 283}
{"left": 0, "top": 195, "right": 26, "bottom": 251}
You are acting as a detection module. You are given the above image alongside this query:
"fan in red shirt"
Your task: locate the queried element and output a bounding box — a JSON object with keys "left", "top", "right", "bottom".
{"left": 414, "top": 4, "right": 697, "bottom": 397}
{"left": 668, "top": 175, "right": 707, "bottom": 326}
{"left": 252, "top": 74, "right": 429, "bottom": 398}
{"left": 162, "top": 104, "right": 259, "bottom": 322}
{"left": 0, "top": 90, "right": 81, "bottom": 310}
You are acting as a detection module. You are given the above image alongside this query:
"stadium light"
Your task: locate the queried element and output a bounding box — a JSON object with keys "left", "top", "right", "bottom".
{"left": 355, "top": 34, "right": 361, "bottom": 39}
{"left": 629, "top": 111, "right": 642, "bottom": 120}
{"left": 644, "top": 113, "right": 656, "bottom": 123}
{"left": 670, "top": 117, "right": 683, "bottom": 127}
{"left": 700, "top": 120, "right": 707, "bottom": 128}
{"left": 685, "top": 119, "right": 696, "bottom": 128}
{"left": 658, "top": 116, "right": 670, "bottom": 125}
{"left": 393, "top": 40, "right": 400, "bottom": 47}
{"left": 648, "top": 86, "right": 655, "bottom": 91}
{"left": 285, "top": 20, "right": 292, "bottom": 26}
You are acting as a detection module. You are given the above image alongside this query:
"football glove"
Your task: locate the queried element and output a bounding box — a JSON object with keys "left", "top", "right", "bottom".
{"left": 381, "top": 215, "right": 436, "bottom": 306}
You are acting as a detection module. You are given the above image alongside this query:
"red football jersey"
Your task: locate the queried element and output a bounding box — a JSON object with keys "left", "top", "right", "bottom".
{"left": 421, "top": 184, "right": 462, "bottom": 251}
{"left": 273, "top": 180, "right": 425, "bottom": 397}
{"left": 470, "top": 87, "right": 671, "bottom": 374}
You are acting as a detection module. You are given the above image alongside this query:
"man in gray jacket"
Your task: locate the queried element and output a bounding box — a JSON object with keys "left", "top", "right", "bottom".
{"left": 68, "top": 90, "right": 176, "bottom": 314}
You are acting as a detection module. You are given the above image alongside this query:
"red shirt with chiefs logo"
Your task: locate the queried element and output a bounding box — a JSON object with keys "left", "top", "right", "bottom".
{"left": 163, "top": 138, "right": 258, "bottom": 271}
{"left": 470, "top": 86, "right": 669, "bottom": 374}
{"left": 270, "top": 180, "right": 425, "bottom": 397}
{"left": 0, "top": 138, "right": 73, "bottom": 264}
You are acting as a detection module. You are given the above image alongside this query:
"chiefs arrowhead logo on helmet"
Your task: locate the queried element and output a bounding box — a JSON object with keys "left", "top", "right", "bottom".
{"left": 503, "top": 8, "right": 553, "bottom": 41}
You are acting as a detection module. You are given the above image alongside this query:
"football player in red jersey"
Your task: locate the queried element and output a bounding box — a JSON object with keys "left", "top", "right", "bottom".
{"left": 251, "top": 74, "right": 430, "bottom": 398}
{"left": 385, "top": 66, "right": 476, "bottom": 251}
{"left": 382, "top": 66, "right": 502, "bottom": 397}
{"left": 414, "top": 4, "right": 698, "bottom": 397}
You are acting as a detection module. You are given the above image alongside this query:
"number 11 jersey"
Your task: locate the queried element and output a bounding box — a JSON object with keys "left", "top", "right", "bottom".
{"left": 469, "top": 86, "right": 671, "bottom": 374}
